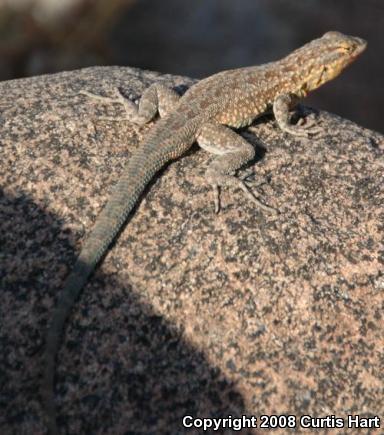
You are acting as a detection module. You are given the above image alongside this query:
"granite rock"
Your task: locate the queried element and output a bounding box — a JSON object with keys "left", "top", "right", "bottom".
{"left": 0, "top": 66, "right": 383, "bottom": 434}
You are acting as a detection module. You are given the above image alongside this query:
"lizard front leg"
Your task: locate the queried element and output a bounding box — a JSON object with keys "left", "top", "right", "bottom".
{"left": 80, "top": 82, "right": 180, "bottom": 125}
{"left": 273, "top": 93, "right": 322, "bottom": 137}
{"left": 197, "top": 122, "right": 277, "bottom": 214}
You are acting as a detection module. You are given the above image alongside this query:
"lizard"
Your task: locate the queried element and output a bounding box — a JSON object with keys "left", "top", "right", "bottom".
{"left": 41, "top": 31, "right": 366, "bottom": 434}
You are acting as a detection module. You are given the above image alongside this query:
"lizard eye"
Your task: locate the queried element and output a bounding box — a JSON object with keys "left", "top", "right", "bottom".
{"left": 340, "top": 45, "right": 353, "bottom": 53}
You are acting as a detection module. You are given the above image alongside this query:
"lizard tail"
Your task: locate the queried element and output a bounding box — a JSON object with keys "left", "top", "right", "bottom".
{"left": 41, "top": 144, "right": 174, "bottom": 434}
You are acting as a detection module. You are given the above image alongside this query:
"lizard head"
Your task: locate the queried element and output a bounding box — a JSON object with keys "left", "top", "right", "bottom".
{"left": 288, "top": 31, "right": 367, "bottom": 95}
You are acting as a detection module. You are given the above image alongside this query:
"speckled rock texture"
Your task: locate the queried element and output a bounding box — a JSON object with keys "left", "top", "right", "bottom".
{"left": 1, "top": 66, "right": 383, "bottom": 434}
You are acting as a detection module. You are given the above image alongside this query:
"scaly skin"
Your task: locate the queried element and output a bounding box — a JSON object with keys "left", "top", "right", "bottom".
{"left": 42, "top": 31, "right": 366, "bottom": 434}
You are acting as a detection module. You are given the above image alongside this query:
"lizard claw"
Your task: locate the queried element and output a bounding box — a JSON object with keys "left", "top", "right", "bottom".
{"left": 239, "top": 168, "right": 256, "bottom": 182}
{"left": 297, "top": 115, "right": 324, "bottom": 136}
{"left": 239, "top": 169, "right": 269, "bottom": 187}
{"left": 80, "top": 88, "right": 139, "bottom": 123}
{"left": 237, "top": 180, "right": 279, "bottom": 214}
{"left": 286, "top": 123, "right": 323, "bottom": 138}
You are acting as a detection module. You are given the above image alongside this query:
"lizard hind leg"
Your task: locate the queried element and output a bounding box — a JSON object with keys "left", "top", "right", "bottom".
{"left": 197, "top": 122, "right": 277, "bottom": 214}
{"left": 80, "top": 83, "right": 180, "bottom": 125}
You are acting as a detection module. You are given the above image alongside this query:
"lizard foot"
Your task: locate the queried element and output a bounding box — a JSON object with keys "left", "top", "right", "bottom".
{"left": 79, "top": 88, "right": 143, "bottom": 123}
{"left": 282, "top": 122, "right": 323, "bottom": 138}
{"left": 209, "top": 175, "right": 278, "bottom": 215}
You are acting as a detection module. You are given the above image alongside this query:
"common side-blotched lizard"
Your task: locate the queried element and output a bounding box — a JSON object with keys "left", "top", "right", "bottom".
{"left": 42, "top": 31, "right": 366, "bottom": 434}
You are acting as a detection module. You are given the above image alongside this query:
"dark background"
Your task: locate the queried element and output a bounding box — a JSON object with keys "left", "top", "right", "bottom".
{"left": 0, "top": 0, "right": 382, "bottom": 132}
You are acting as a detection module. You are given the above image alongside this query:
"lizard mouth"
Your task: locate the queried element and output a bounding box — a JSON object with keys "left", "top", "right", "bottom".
{"left": 351, "top": 37, "right": 367, "bottom": 58}
{"left": 340, "top": 37, "right": 367, "bottom": 69}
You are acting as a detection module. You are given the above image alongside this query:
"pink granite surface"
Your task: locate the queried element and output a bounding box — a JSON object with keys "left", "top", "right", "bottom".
{"left": 0, "top": 67, "right": 383, "bottom": 434}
